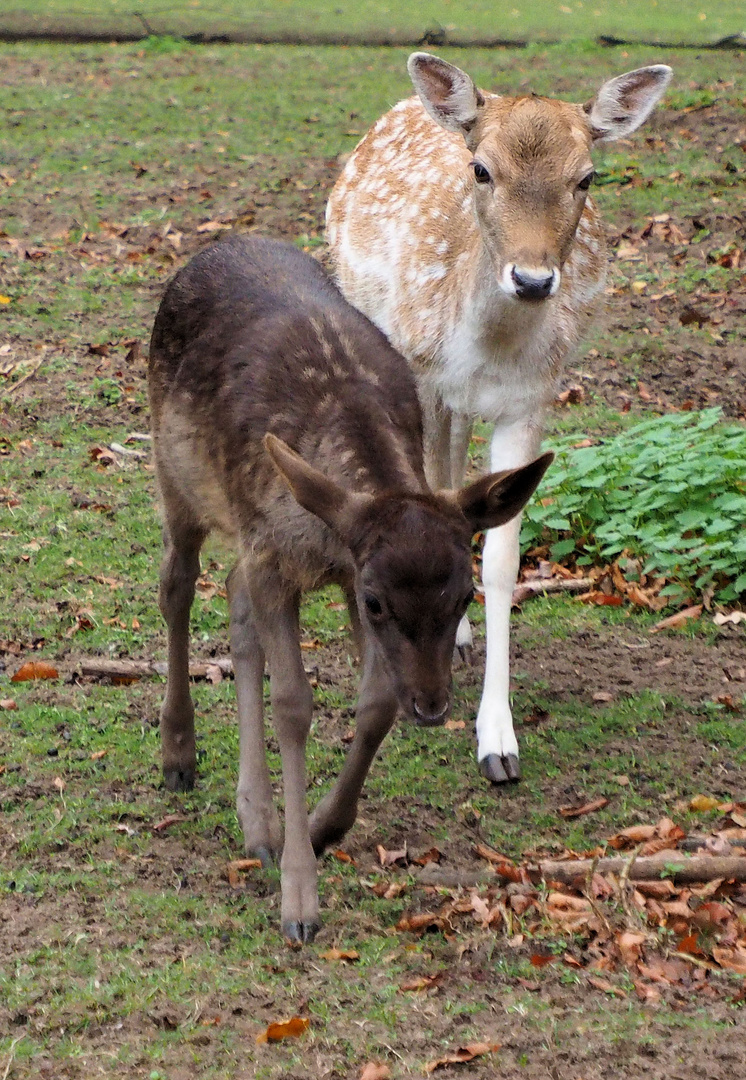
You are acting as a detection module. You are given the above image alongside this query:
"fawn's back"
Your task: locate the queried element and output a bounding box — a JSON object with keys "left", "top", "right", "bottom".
{"left": 149, "top": 235, "right": 428, "bottom": 588}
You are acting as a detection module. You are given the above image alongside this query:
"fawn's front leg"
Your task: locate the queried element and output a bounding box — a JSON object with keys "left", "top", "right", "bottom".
{"left": 228, "top": 566, "right": 282, "bottom": 866}
{"left": 255, "top": 589, "right": 319, "bottom": 943}
{"left": 309, "top": 639, "right": 398, "bottom": 855}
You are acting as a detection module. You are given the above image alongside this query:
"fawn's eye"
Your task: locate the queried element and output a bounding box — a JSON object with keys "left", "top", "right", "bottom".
{"left": 472, "top": 161, "right": 491, "bottom": 184}
{"left": 364, "top": 594, "right": 383, "bottom": 617}
{"left": 577, "top": 171, "right": 595, "bottom": 191}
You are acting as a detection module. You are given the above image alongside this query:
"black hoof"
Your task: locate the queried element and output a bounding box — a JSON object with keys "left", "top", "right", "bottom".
{"left": 480, "top": 754, "right": 521, "bottom": 785}
{"left": 282, "top": 919, "right": 321, "bottom": 945}
{"left": 456, "top": 643, "right": 474, "bottom": 666}
{"left": 163, "top": 767, "right": 195, "bottom": 792}
{"left": 254, "top": 846, "right": 278, "bottom": 869}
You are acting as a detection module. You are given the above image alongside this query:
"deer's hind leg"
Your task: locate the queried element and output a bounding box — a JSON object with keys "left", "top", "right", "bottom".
{"left": 227, "top": 565, "right": 282, "bottom": 867}
{"left": 157, "top": 484, "right": 206, "bottom": 792}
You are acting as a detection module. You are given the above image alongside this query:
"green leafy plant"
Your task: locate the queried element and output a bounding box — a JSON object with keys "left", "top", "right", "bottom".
{"left": 522, "top": 409, "right": 746, "bottom": 606}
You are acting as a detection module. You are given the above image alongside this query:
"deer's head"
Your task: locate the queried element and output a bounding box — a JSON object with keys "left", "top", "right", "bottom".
{"left": 408, "top": 53, "right": 672, "bottom": 302}
{"left": 265, "top": 433, "right": 552, "bottom": 725}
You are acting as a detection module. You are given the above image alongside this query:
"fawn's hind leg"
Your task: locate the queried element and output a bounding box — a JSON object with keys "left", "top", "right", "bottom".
{"left": 157, "top": 490, "right": 205, "bottom": 792}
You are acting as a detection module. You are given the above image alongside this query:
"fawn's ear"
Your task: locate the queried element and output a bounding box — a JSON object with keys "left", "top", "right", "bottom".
{"left": 453, "top": 452, "right": 554, "bottom": 533}
{"left": 263, "top": 434, "right": 371, "bottom": 536}
{"left": 408, "top": 52, "right": 486, "bottom": 145}
{"left": 585, "top": 65, "right": 672, "bottom": 142}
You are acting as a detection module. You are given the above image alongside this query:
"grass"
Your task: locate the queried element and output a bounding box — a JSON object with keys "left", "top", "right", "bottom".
{"left": 1, "top": 33, "right": 746, "bottom": 1080}
{"left": 2, "top": 0, "right": 744, "bottom": 44}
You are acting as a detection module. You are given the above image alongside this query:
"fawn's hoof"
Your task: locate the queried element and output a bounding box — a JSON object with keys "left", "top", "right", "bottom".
{"left": 480, "top": 753, "right": 521, "bottom": 785}
{"left": 163, "top": 766, "right": 196, "bottom": 792}
{"left": 254, "top": 845, "right": 279, "bottom": 869}
{"left": 282, "top": 919, "right": 321, "bottom": 945}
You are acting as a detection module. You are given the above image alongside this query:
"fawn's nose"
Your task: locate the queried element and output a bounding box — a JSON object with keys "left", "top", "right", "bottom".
{"left": 412, "top": 695, "right": 450, "bottom": 727}
{"left": 510, "top": 265, "right": 558, "bottom": 300}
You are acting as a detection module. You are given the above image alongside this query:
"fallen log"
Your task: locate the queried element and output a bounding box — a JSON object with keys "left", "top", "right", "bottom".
{"left": 78, "top": 657, "right": 233, "bottom": 681}
{"left": 77, "top": 656, "right": 319, "bottom": 685}
{"left": 511, "top": 577, "right": 593, "bottom": 605}
{"left": 533, "top": 852, "right": 746, "bottom": 885}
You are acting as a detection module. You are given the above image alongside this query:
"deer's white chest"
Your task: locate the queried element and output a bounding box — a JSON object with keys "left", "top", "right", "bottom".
{"left": 419, "top": 293, "right": 563, "bottom": 423}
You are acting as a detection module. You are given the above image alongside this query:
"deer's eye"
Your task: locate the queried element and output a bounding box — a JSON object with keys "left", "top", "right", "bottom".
{"left": 472, "top": 161, "right": 491, "bottom": 184}
{"left": 364, "top": 594, "right": 383, "bottom": 617}
{"left": 577, "top": 171, "right": 595, "bottom": 191}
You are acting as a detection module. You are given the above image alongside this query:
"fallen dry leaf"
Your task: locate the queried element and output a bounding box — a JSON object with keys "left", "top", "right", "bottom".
{"left": 559, "top": 797, "right": 608, "bottom": 819}
{"left": 152, "top": 814, "right": 187, "bottom": 832}
{"left": 712, "top": 945, "right": 746, "bottom": 975}
{"left": 0, "top": 698, "right": 18, "bottom": 710}
{"left": 255, "top": 1016, "right": 310, "bottom": 1044}
{"left": 412, "top": 847, "right": 442, "bottom": 867}
{"left": 227, "top": 858, "right": 262, "bottom": 886}
{"left": 372, "top": 879, "right": 407, "bottom": 900}
{"left": 11, "top": 660, "right": 59, "bottom": 682}
{"left": 424, "top": 1042, "right": 500, "bottom": 1073}
{"left": 377, "top": 843, "right": 408, "bottom": 867}
{"left": 399, "top": 972, "right": 444, "bottom": 992}
{"left": 396, "top": 911, "right": 445, "bottom": 934}
{"left": 634, "top": 980, "right": 662, "bottom": 1003}
{"left": 53, "top": 776, "right": 66, "bottom": 793}
{"left": 444, "top": 718, "right": 466, "bottom": 730}
{"left": 713, "top": 610, "right": 746, "bottom": 626}
{"left": 196, "top": 220, "right": 232, "bottom": 233}
{"left": 556, "top": 384, "right": 585, "bottom": 405}
{"left": 320, "top": 948, "right": 359, "bottom": 962}
{"left": 578, "top": 591, "right": 624, "bottom": 607}
{"left": 530, "top": 954, "right": 557, "bottom": 968}
{"left": 587, "top": 975, "right": 627, "bottom": 998}
{"left": 649, "top": 605, "right": 702, "bottom": 634}
{"left": 359, "top": 1065, "right": 391, "bottom": 1080}
{"left": 330, "top": 849, "right": 356, "bottom": 865}
{"left": 713, "top": 693, "right": 740, "bottom": 713}
{"left": 689, "top": 794, "right": 722, "bottom": 813}
{"left": 90, "top": 749, "right": 108, "bottom": 761}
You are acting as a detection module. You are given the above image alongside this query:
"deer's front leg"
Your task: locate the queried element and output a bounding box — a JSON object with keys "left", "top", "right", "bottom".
{"left": 476, "top": 420, "right": 542, "bottom": 784}
{"left": 258, "top": 593, "right": 319, "bottom": 943}
{"left": 309, "top": 640, "right": 397, "bottom": 855}
{"left": 228, "top": 567, "right": 282, "bottom": 867}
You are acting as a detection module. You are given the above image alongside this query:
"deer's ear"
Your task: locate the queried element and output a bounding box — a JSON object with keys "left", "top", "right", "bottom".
{"left": 585, "top": 65, "right": 672, "bottom": 142}
{"left": 408, "top": 52, "right": 486, "bottom": 143}
{"left": 263, "top": 434, "right": 370, "bottom": 536}
{"left": 454, "top": 452, "right": 554, "bottom": 533}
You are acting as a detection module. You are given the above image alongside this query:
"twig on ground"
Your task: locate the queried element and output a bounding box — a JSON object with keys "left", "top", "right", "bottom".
{"left": 533, "top": 852, "right": 746, "bottom": 884}
{"left": 1, "top": 1037, "right": 22, "bottom": 1080}
{"left": 4, "top": 357, "right": 44, "bottom": 396}
{"left": 512, "top": 577, "right": 593, "bottom": 605}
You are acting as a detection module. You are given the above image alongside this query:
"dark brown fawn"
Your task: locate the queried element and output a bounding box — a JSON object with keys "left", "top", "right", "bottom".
{"left": 148, "top": 235, "right": 552, "bottom": 943}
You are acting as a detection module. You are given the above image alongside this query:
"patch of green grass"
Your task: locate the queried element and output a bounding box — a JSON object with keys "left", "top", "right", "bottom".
{"left": 4, "top": 0, "right": 744, "bottom": 44}
{"left": 2, "top": 37, "right": 745, "bottom": 1080}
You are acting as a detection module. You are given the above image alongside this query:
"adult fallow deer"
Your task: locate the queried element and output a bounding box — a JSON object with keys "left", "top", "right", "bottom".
{"left": 326, "top": 53, "right": 672, "bottom": 784}
{"left": 148, "top": 235, "right": 551, "bottom": 942}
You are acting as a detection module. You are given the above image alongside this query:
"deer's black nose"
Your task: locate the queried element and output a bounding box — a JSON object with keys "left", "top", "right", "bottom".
{"left": 511, "top": 267, "right": 556, "bottom": 300}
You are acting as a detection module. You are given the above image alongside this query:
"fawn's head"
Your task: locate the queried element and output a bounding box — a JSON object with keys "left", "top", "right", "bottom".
{"left": 265, "top": 433, "right": 552, "bottom": 725}
{"left": 408, "top": 53, "right": 672, "bottom": 302}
